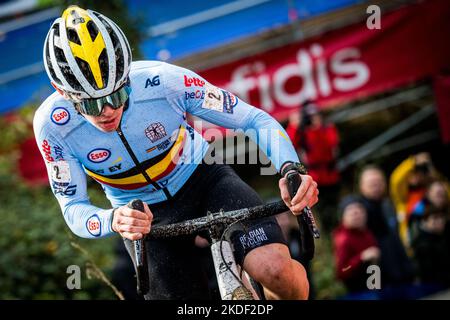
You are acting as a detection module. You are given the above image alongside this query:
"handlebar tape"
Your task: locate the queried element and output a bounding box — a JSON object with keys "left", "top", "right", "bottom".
{"left": 286, "top": 172, "right": 319, "bottom": 261}
{"left": 127, "top": 199, "right": 150, "bottom": 296}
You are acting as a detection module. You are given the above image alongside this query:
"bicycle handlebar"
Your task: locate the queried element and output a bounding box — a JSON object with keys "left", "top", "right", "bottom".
{"left": 127, "top": 171, "right": 320, "bottom": 296}
{"left": 147, "top": 200, "right": 288, "bottom": 239}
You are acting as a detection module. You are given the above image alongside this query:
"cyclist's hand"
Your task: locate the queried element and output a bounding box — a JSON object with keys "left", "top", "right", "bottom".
{"left": 112, "top": 203, "right": 153, "bottom": 240}
{"left": 279, "top": 174, "right": 319, "bottom": 215}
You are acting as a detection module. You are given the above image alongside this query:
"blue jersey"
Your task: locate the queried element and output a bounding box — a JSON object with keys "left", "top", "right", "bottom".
{"left": 33, "top": 61, "right": 299, "bottom": 239}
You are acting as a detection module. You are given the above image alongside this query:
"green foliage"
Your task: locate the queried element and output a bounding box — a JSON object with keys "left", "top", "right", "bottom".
{"left": 0, "top": 166, "right": 120, "bottom": 299}
{"left": 0, "top": 166, "right": 121, "bottom": 299}
{"left": 0, "top": 106, "right": 120, "bottom": 299}
{"left": 311, "top": 234, "right": 347, "bottom": 299}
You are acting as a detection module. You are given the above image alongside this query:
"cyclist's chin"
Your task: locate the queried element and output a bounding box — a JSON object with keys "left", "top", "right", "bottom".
{"left": 99, "top": 122, "right": 119, "bottom": 132}
{"left": 94, "top": 116, "right": 121, "bottom": 132}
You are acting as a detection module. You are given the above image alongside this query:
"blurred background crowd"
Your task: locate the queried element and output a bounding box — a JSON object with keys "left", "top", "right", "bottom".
{"left": 0, "top": 0, "right": 449, "bottom": 300}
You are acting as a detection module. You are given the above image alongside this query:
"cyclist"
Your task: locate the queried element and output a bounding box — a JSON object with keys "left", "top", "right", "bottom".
{"left": 34, "top": 6, "right": 319, "bottom": 300}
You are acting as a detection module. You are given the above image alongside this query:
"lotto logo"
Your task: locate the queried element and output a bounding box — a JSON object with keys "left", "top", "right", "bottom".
{"left": 184, "top": 75, "right": 205, "bottom": 87}
{"left": 42, "top": 140, "right": 54, "bottom": 162}
{"left": 87, "top": 148, "right": 111, "bottom": 163}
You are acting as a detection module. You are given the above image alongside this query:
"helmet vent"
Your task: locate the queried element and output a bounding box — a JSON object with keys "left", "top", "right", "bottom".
{"left": 45, "top": 43, "right": 61, "bottom": 86}
{"left": 98, "top": 48, "right": 109, "bottom": 88}
{"left": 95, "top": 14, "right": 125, "bottom": 86}
{"left": 75, "top": 57, "right": 97, "bottom": 90}
{"left": 109, "top": 28, "right": 124, "bottom": 85}
{"left": 67, "top": 28, "right": 81, "bottom": 45}
{"left": 86, "top": 20, "right": 99, "bottom": 42}
{"left": 54, "top": 47, "right": 67, "bottom": 63}
{"left": 64, "top": 71, "right": 83, "bottom": 92}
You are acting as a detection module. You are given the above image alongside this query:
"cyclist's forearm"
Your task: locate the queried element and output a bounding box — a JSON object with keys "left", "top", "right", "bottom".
{"left": 243, "top": 107, "right": 300, "bottom": 172}
{"left": 62, "top": 201, "right": 115, "bottom": 239}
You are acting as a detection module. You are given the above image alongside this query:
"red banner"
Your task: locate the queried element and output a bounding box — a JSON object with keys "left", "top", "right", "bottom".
{"left": 433, "top": 74, "right": 450, "bottom": 144}
{"left": 199, "top": 0, "right": 450, "bottom": 120}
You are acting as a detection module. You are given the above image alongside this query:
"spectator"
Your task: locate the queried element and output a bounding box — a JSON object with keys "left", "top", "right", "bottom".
{"left": 410, "top": 180, "right": 450, "bottom": 241}
{"left": 411, "top": 205, "right": 450, "bottom": 289}
{"left": 390, "top": 152, "right": 442, "bottom": 245}
{"left": 333, "top": 195, "right": 380, "bottom": 293}
{"left": 286, "top": 101, "right": 340, "bottom": 232}
{"left": 358, "top": 165, "right": 415, "bottom": 287}
{"left": 358, "top": 165, "right": 397, "bottom": 235}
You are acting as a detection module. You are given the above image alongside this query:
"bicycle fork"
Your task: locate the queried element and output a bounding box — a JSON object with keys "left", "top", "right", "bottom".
{"left": 209, "top": 219, "right": 254, "bottom": 300}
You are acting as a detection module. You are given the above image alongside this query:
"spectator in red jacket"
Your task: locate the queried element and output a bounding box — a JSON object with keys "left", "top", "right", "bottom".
{"left": 333, "top": 195, "right": 380, "bottom": 293}
{"left": 286, "top": 101, "right": 340, "bottom": 231}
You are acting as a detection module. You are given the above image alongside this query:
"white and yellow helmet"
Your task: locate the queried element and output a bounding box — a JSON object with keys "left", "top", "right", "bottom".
{"left": 43, "top": 6, "right": 132, "bottom": 101}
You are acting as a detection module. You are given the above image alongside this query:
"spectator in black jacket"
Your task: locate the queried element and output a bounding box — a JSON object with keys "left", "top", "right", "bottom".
{"left": 358, "top": 165, "right": 414, "bottom": 289}
{"left": 412, "top": 205, "right": 450, "bottom": 288}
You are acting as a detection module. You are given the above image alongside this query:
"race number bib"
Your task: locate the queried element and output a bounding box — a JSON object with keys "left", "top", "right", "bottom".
{"left": 49, "top": 161, "right": 71, "bottom": 186}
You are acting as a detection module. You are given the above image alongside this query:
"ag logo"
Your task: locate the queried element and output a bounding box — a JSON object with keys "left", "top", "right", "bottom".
{"left": 51, "top": 107, "right": 70, "bottom": 125}
{"left": 145, "top": 122, "right": 167, "bottom": 142}
{"left": 87, "top": 148, "right": 111, "bottom": 163}
{"left": 145, "top": 75, "right": 160, "bottom": 88}
{"left": 86, "top": 214, "right": 101, "bottom": 237}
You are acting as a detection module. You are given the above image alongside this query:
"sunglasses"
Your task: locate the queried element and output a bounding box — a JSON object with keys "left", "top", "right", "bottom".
{"left": 75, "top": 86, "right": 131, "bottom": 116}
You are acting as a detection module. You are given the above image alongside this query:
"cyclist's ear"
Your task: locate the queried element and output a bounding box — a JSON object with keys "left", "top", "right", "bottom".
{"left": 51, "top": 82, "right": 65, "bottom": 97}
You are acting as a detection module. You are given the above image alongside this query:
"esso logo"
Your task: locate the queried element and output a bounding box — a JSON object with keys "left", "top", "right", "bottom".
{"left": 86, "top": 215, "right": 101, "bottom": 237}
{"left": 87, "top": 148, "right": 111, "bottom": 163}
{"left": 51, "top": 107, "right": 70, "bottom": 125}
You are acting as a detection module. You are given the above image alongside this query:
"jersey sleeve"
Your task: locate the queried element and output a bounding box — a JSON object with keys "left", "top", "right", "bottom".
{"left": 33, "top": 117, "right": 115, "bottom": 239}
{"left": 162, "top": 63, "right": 300, "bottom": 172}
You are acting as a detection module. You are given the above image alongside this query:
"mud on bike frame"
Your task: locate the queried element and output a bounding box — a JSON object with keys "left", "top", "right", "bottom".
{"left": 127, "top": 170, "right": 320, "bottom": 299}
